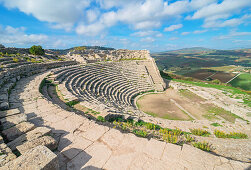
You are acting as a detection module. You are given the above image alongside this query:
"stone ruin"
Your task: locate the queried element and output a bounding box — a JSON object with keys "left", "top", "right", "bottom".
{"left": 0, "top": 48, "right": 250, "bottom": 169}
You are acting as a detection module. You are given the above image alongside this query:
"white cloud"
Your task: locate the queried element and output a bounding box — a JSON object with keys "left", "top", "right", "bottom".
{"left": 193, "top": 30, "right": 207, "bottom": 34}
{"left": 188, "top": 0, "right": 251, "bottom": 20}
{"left": 131, "top": 31, "right": 162, "bottom": 37}
{"left": 164, "top": 24, "right": 183, "bottom": 32}
{"left": 203, "top": 14, "right": 251, "bottom": 28}
{"left": 169, "top": 37, "right": 179, "bottom": 41}
{"left": 0, "top": 0, "right": 91, "bottom": 30}
{"left": 181, "top": 32, "right": 190, "bottom": 35}
{"left": 187, "top": 0, "right": 251, "bottom": 28}
{"left": 0, "top": 25, "right": 48, "bottom": 45}
{"left": 140, "top": 37, "right": 155, "bottom": 43}
{"left": 215, "top": 30, "right": 251, "bottom": 40}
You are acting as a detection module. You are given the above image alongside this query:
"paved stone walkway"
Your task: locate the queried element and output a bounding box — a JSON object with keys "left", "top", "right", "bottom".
{"left": 9, "top": 72, "right": 251, "bottom": 170}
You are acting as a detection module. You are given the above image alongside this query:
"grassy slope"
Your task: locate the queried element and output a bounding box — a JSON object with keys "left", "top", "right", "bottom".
{"left": 230, "top": 73, "right": 251, "bottom": 91}
{"left": 172, "top": 79, "right": 251, "bottom": 107}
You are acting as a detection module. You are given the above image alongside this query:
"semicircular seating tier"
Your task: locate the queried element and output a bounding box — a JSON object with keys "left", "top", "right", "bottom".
{"left": 50, "top": 60, "right": 166, "bottom": 113}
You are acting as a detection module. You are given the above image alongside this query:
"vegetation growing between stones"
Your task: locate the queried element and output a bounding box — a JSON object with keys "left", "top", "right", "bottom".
{"left": 65, "top": 100, "right": 80, "bottom": 107}
{"left": 192, "top": 142, "right": 211, "bottom": 152}
{"left": 214, "top": 130, "right": 248, "bottom": 139}
{"left": 190, "top": 129, "right": 211, "bottom": 137}
{"left": 97, "top": 116, "right": 105, "bottom": 122}
{"left": 210, "top": 123, "right": 222, "bottom": 127}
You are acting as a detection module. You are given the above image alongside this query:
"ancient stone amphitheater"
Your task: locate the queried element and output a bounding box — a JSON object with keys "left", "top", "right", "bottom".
{"left": 0, "top": 48, "right": 250, "bottom": 169}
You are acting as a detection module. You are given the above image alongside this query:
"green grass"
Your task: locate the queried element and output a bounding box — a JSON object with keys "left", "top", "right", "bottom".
{"left": 230, "top": 73, "right": 251, "bottom": 91}
{"left": 206, "top": 106, "right": 247, "bottom": 123}
{"left": 97, "top": 116, "right": 105, "bottom": 122}
{"left": 65, "top": 100, "right": 80, "bottom": 107}
{"left": 172, "top": 79, "right": 251, "bottom": 107}
{"left": 210, "top": 123, "right": 222, "bottom": 127}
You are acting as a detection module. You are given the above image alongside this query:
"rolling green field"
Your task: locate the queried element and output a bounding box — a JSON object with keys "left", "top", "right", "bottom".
{"left": 230, "top": 73, "right": 251, "bottom": 91}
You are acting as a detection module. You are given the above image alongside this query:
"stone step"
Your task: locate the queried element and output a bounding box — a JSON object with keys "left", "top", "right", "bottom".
{"left": 16, "top": 136, "right": 57, "bottom": 154}
{"left": 7, "top": 127, "right": 51, "bottom": 150}
{"left": 0, "top": 114, "right": 27, "bottom": 130}
{"left": 0, "top": 109, "right": 20, "bottom": 119}
{"left": 2, "top": 122, "right": 35, "bottom": 142}
{"left": 0, "top": 136, "right": 3, "bottom": 144}
{"left": 0, "top": 145, "right": 59, "bottom": 170}
{"left": 0, "top": 143, "right": 16, "bottom": 167}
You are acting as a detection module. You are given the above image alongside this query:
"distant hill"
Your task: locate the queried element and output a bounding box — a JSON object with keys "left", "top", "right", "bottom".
{"left": 49, "top": 46, "right": 115, "bottom": 55}
{"left": 160, "top": 47, "right": 215, "bottom": 54}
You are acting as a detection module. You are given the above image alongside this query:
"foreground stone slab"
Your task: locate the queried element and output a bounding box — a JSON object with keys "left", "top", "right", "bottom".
{"left": 0, "top": 114, "right": 27, "bottom": 130}
{"left": 0, "top": 109, "right": 20, "bottom": 118}
{"left": 0, "top": 143, "right": 16, "bottom": 167}
{"left": 0, "top": 136, "right": 3, "bottom": 144}
{"left": 16, "top": 136, "right": 57, "bottom": 154}
{"left": 179, "top": 144, "right": 250, "bottom": 169}
{"left": 7, "top": 127, "right": 51, "bottom": 150}
{"left": 0, "top": 145, "right": 59, "bottom": 170}
{"left": 2, "top": 122, "right": 35, "bottom": 141}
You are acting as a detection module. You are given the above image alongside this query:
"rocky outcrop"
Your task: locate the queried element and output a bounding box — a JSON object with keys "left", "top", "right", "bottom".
{"left": 67, "top": 49, "right": 151, "bottom": 62}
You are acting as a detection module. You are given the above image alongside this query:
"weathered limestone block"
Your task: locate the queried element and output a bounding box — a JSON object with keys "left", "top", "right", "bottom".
{"left": 2, "top": 122, "right": 35, "bottom": 141}
{"left": 0, "top": 136, "right": 3, "bottom": 144}
{"left": 0, "top": 108, "right": 20, "bottom": 118}
{"left": 0, "top": 93, "right": 8, "bottom": 102}
{"left": 16, "top": 136, "right": 57, "bottom": 154}
{"left": 7, "top": 127, "right": 51, "bottom": 150}
{"left": 0, "top": 145, "right": 59, "bottom": 170}
{"left": 0, "top": 143, "right": 16, "bottom": 167}
{"left": 0, "top": 114, "right": 27, "bottom": 130}
{"left": 0, "top": 102, "right": 9, "bottom": 111}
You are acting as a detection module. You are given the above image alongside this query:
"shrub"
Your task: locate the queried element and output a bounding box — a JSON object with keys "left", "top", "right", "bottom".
{"left": 212, "top": 79, "right": 221, "bottom": 84}
{"left": 190, "top": 128, "right": 211, "bottom": 137}
{"left": 29, "top": 45, "right": 45, "bottom": 55}
{"left": 65, "top": 100, "right": 80, "bottom": 107}
{"left": 184, "top": 134, "right": 195, "bottom": 143}
{"left": 210, "top": 123, "right": 222, "bottom": 127}
{"left": 97, "top": 116, "right": 105, "bottom": 122}
{"left": 133, "top": 129, "right": 148, "bottom": 137}
{"left": 192, "top": 142, "right": 211, "bottom": 152}
{"left": 145, "top": 123, "right": 156, "bottom": 130}
{"left": 13, "top": 57, "right": 19, "bottom": 62}
{"left": 163, "top": 134, "right": 178, "bottom": 144}
{"left": 214, "top": 130, "right": 248, "bottom": 139}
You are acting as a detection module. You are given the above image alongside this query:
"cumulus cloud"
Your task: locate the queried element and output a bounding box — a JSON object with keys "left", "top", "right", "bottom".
{"left": 203, "top": 14, "right": 251, "bottom": 28}
{"left": 169, "top": 37, "right": 179, "bottom": 41}
{"left": 193, "top": 30, "right": 208, "bottom": 34}
{"left": 131, "top": 31, "right": 162, "bottom": 37}
{"left": 215, "top": 30, "right": 251, "bottom": 40}
{"left": 164, "top": 24, "right": 183, "bottom": 32}
{"left": 0, "top": 0, "right": 91, "bottom": 30}
{"left": 187, "top": 0, "right": 251, "bottom": 28}
{"left": 0, "top": 0, "right": 250, "bottom": 38}
{"left": 0, "top": 25, "right": 48, "bottom": 45}
{"left": 181, "top": 32, "right": 190, "bottom": 35}
{"left": 140, "top": 37, "right": 155, "bottom": 43}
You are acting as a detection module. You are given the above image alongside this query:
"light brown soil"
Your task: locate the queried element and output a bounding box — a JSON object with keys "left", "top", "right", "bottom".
{"left": 137, "top": 88, "right": 211, "bottom": 120}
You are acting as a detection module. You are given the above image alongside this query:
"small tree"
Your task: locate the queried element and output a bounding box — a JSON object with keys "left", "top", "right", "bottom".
{"left": 29, "top": 45, "right": 45, "bottom": 55}
{"left": 212, "top": 79, "right": 221, "bottom": 84}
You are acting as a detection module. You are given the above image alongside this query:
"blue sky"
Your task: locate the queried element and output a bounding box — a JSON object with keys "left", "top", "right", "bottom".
{"left": 0, "top": 0, "right": 250, "bottom": 52}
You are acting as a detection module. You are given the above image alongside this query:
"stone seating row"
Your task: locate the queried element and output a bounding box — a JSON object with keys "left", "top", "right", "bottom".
{"left": 0, "top": 61, "right": 77, "bottom": 110}
{"left": 51, "top": 61, "right": 154, "bottom": 114}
